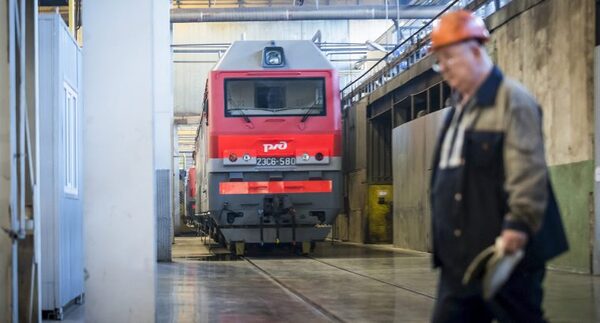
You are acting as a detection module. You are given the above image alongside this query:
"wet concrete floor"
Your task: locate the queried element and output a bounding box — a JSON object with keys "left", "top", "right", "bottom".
{"left": 156, "top": 237, "right": 600, "bottom": 323}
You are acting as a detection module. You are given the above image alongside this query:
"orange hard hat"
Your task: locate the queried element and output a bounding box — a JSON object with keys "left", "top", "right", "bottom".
{"left": 430, "top": 10, "right": 490, "bottom": 51}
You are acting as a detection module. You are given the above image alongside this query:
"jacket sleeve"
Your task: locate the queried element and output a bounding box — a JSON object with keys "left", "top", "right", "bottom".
{"left": 502, "top": 95, "right": 548, "bottom": 235}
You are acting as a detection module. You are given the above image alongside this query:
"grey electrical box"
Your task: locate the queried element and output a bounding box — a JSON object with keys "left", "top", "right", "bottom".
{"left": 39, "top": 13, "right": 84, "bottom": 319}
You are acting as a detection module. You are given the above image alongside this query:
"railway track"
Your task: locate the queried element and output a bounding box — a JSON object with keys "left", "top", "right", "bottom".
{"left": 243, "top": 256, "right": 347, "bottom": 323}
{"left": 305, "top": 255, "right": 435, "bottom": 300}
{"left": 242, "top": 253, "right": 435, "bottom": 323}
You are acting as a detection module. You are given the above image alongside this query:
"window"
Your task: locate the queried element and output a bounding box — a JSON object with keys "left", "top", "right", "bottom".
{"left": 63, "top": 83, "right": 78, "bottom": 196}
{"left": 255, "top": 85, "right": 285, "bottom": 110}
{"left": 224, "top": 78, "right": 326, "bottom": 117}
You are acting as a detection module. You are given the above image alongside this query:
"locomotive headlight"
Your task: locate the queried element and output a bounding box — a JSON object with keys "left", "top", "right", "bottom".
{"left": 315, "top": 152, "right": 324, "bottom": 161}
{"left": 266, "top": 51, "right": 282, "bottom": 65}
{"left": 229, "top": 153, "right": 238, "bottom": 162}
{"left": 262, "top": 44, "right": 285, "bottom": 68}
{"left": 302, "top": 153, "right": 310, "bottom": 161}
{"left": 243, "top": 154, "right": 251, "bottom": 162}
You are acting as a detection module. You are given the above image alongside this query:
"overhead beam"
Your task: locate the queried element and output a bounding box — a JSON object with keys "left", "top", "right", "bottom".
{"left": 170, "top": 5, "right": 445, "bottom": 23}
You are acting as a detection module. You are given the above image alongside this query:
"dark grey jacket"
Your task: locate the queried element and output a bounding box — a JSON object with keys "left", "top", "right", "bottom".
{"left": 430, "top": 67, "right": 568, "bottom": 278}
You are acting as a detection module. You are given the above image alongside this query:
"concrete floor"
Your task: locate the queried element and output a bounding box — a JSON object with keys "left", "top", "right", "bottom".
{"left": 50, "top": 237, "right": 600, "bottom": 322}
{"left": 156, "top": 237, "right": 600, "bottom": 323}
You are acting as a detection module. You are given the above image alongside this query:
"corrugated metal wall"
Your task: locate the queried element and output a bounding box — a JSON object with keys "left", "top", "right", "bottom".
{"left": 392, "top": 108, "right": 446, "bottom": 252}
{"left": 157, "top": 169, "right": 173, "bottom": 262}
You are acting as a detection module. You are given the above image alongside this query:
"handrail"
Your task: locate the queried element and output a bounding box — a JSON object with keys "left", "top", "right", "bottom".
{"left": 340, "top": 0, "right": 460, "bottom": 95}
{"left": 340, "top": 0, "right": 509, "bottom": 107}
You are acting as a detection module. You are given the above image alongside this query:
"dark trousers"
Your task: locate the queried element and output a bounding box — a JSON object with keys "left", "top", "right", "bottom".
{"left": 432, "top": 265, "right": 547, "bottom": 323}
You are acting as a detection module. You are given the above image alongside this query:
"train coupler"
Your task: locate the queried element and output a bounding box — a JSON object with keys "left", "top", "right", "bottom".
{"left": 226, "top": 211, "right": 244, "bottom": 224}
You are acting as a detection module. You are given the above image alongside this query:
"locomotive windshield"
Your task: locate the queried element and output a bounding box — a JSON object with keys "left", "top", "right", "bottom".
{"left": 225, "top": 78, "right": 326, "bottom": 117}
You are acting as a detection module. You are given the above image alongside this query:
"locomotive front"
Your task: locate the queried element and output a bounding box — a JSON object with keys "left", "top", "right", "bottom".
{"left": 197, "top": 40, "right": 342, "bottom": 253}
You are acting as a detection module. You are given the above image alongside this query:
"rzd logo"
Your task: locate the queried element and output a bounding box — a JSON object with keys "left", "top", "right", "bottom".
{"left": 263, "top": 141, "right": 288, "bottom": 153}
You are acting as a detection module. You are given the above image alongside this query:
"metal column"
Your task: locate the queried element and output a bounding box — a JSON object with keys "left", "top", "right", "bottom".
{"left": 8, "top": 1, "right": 20, "bottom": 321}
{"left": 6, "top": 0, "right": 38, "bottom": 321}
{"left": 594, "top": 46, "right": 600, "bottom": 275}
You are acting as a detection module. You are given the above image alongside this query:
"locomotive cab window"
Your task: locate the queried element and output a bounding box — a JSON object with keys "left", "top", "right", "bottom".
{"left": 225, "top": 78, "right": 326, "bottom": 117}
{"left": 256, "top": 85, "right": 285, "bottom": 110}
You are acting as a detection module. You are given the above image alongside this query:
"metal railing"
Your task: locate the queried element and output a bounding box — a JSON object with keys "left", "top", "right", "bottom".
{"left": 5, "top": 1, "right": 39, "bottom": 322}
{"left": 340, "top": 0, "right": 511, "bottom": 108}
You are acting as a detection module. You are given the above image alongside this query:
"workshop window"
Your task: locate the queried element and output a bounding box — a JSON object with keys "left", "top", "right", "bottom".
{"left": 63, "top": 83, "right": 79, "bottom": 196}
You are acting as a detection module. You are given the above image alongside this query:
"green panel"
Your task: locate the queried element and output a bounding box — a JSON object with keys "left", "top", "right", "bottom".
{"left": 548, "top": 160, "right": 594, "bottom": 273}
{"left": 367, "top": 185, "right": 393, "bottom": 243}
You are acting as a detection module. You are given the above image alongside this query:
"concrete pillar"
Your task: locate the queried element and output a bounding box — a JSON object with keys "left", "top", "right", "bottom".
{"left": 82, "top": 0, "right": 170, "bottom": 321}
{"left": 0, "top": 3, "right": 11, "bottom": 322}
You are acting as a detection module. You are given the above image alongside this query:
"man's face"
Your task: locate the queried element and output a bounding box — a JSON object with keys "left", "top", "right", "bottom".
{"left": 434, "top": 42, "right": 479, "bottom": 94}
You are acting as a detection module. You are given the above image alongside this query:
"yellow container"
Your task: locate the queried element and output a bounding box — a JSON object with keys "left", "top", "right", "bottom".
{"left": 367, "top": 185, "right": 393, "bottom": 243}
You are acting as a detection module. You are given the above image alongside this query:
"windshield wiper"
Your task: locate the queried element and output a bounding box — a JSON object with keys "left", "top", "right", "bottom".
{"left": 229, "top": 106, "right": 320, "bottom": 121}
{"left": 228, "top": 108, "right": 252, "bottom": 123}
{"left": 300, "top": 106, "right": 318, "bottom": 122}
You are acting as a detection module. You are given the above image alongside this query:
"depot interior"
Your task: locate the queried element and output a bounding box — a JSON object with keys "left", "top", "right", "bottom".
{"left": 1, "top": 0, "right": 600, "bottom": 322}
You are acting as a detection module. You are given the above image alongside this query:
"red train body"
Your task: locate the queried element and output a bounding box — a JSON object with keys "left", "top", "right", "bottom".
{"left": 195, "top": 40, "right": 342, "bottom": 252}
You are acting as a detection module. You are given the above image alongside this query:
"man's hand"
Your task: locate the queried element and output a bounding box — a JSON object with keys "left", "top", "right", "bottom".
{"left": 501, "top": 229, "right": 528, "bottom": 254}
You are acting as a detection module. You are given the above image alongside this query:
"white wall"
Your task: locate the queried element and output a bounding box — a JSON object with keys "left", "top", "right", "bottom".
{"left": 0, "top": 3, "right": 11, "bottom": 322}
{"left": 172, "top": 20, "right": 393, "bottom": 115}
{"left": 83, "top": 0, "right": 170, "bottom": 321}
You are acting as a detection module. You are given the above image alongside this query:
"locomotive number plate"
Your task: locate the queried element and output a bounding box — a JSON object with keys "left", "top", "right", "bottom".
{"left": 256, "top": 157, "right": 296, "bottom": 167}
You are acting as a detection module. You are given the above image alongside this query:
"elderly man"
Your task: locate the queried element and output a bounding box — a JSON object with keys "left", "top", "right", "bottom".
{"left": 428, "top": 10, "right": 568, "bottom": 322}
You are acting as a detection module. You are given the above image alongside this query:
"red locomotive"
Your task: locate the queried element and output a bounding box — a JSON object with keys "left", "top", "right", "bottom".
{"left": 195, "top": 40, "right": 342, "bottom": 254}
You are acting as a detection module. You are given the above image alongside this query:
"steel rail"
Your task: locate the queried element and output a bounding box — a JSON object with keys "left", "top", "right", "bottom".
{"left": 243, "top": 256, "right": 347, "bottom": 323}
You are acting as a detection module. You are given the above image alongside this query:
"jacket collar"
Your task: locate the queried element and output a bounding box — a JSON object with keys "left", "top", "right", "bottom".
{"left": 473, "top": 65, "right": 503, "bottom": 107}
